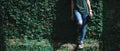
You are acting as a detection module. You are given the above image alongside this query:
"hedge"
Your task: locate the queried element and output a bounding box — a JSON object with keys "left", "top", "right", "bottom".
{"left": 1, "top": 0, "right": 103, "bottom": 50}
{"left": 2, "top": 0, "right": 56, "bottom": 39}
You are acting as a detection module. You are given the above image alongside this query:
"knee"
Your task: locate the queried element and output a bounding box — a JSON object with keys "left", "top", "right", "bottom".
{"left": 78, "top": 20, "right": 83, "bottom": 25}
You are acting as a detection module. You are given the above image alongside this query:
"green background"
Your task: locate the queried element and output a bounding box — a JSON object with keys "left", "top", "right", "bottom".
{"left": 1, "top": 0, "right": 120, "bottom": 51}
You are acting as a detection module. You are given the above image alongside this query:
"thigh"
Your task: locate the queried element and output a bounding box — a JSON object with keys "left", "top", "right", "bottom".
{"left": 74, "top": 10, "right": 82, "bottom": 22}
{"left": 82, "top": 13, "right": 89, "bottom": 23}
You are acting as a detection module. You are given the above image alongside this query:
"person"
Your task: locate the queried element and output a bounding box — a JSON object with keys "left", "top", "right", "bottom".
{"left": 71, "top": 0, "right": 93, "bottom": 49}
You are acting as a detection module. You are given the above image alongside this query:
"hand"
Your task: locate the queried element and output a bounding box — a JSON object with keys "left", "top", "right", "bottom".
{"left": 89, "top": 11, "right": 93, "bottom": 19}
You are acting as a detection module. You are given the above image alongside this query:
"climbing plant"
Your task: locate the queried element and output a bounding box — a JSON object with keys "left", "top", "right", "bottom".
{"left": 1, "top": 0, "right": 102, "bottom": 50}
{"left": 87, "top": 0, "right": 103, "bottom": 39}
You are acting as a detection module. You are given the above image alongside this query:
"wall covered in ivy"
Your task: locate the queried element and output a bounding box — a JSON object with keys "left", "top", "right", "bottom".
{"left": 87, "top": 0, "right": 103, "bottom": 39}
{"left": 2, "top": 0, "right": 56, "bottom": 39}
{"left": 1, "top": 0, "right": 103, "bottom": 50}
{"left": 1, "top": 0, "right": 56, "bottom": 50}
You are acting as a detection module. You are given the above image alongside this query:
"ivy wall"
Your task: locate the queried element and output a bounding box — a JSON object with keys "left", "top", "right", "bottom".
{"left": 1, "top": 0, "right": 103, "bottom": 51}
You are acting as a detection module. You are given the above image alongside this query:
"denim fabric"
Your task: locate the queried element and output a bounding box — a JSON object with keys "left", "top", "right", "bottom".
{"left": 74, "top": 10, "right": 88, "bottom": 43}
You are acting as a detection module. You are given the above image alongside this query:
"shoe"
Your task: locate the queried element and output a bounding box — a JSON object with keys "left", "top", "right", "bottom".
{"left": 78, "top": 42, "right": 84, "bottom": 49}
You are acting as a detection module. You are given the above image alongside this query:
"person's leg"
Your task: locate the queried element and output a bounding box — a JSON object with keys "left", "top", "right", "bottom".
{"left": 80, "top": 22, "right": 87, "bottom": 42}
{"left": 80, "top": 14, "right": 88, "bottom": 43}
{"left": 74, "top": 10, "right": 83, "bottom": 40}
{"left": 74, "top": 10, "right": 88, "bottom": 48}
{"left": 77, "top": 13, "right": 88, "bottom": 49}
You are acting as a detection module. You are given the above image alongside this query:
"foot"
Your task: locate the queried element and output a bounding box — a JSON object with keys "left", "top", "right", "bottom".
{"left": 78, "top": 42, "right": 84, "bottom": 49}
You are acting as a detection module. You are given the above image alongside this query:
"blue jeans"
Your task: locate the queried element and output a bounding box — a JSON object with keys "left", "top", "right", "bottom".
{"left": 74, "top": 10, "right": 88, "bottom": 43}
